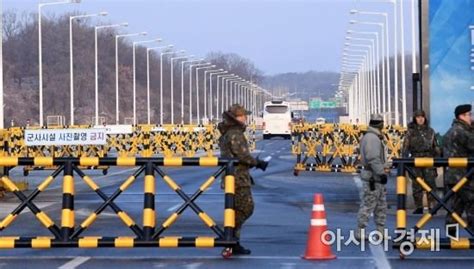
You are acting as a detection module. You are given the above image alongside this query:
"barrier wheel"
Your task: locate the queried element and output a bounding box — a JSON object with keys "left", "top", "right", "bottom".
{"left": 23, "top": 169, "right": 29, "bottom": 177}
{"left": 293, "top": 170, "right": 299, "bottom": 176}
{"left": 221, "top": 247, "right": 233, "bottom": 259}
{"left": 102, "top": 169, "right": 108, "bottom": 176}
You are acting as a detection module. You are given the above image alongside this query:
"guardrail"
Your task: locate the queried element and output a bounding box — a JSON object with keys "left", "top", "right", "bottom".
{"left": 0, "top": 157, "right": 238, "bottom": 249}
{"left": 291, "top": 123, "right": 405, "bottom": 175}
{"left": 393, "top": 157, "right": 474, "bottom": 257}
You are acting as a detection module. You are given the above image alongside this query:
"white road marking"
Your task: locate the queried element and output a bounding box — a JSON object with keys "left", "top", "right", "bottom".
{"left": 75, "top": 208, "right": 116, "bottom": 217}
{"left": 369, "top": 244, "right": 391, "bottom": 269}
{"left": 167, "top": 203, "right": 182, "bottom": 212}
{"left": 58, "top": 257, "right": 90, "bottom": 269}
{"left": 353, "top": 176, "right": 363, "bottom": 190}
{"left": 280, "top": 263, "right": 296, "bottom": 269}
{"left": 184, "top": 262, "right": 202, "bottom": 269}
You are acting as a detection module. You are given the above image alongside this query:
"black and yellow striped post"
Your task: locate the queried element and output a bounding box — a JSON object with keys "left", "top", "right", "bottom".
{"left": 143, "top": 162, "right": 156, "bottom": 240}
{"left": 396, "top": 163, "right": 407, "bottom": 236}
{"left": 223, "top": 161, "right": 236, "bottom": 242}
{"left": 61, "top": 161, "right": 75, "bottom": 240}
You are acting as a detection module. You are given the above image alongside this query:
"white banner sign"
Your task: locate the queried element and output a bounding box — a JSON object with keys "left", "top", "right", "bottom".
{"left": 25, "top": 128, "right": 107, "bottom": 146}
{"left": 93, "top": 125, "right": 133, "bottom": 135}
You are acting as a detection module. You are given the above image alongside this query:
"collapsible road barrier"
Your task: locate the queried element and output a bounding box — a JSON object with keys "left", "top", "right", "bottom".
{"left": 393, "top": 157, "right": 474, "bottom": 257}
{"left": 0, "top": 156, "right": 238, "bottom": 249}
{"left": 292, "top": 123, "right": 405, "bottom": 176}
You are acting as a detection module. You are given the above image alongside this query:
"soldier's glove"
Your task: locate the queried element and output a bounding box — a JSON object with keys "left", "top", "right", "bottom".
{"left": 380, "top": 174, "right": 388, "bottom": 185}
{"left": 369, "top": 179, "right": 375, "bottom": 191}
{"left": 256, "top": 157, "right": 269, "bottom": 172}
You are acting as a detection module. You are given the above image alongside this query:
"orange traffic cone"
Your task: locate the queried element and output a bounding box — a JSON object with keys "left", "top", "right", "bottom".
{"left": 303, "top": 193, "right": 336, "bottom": 260}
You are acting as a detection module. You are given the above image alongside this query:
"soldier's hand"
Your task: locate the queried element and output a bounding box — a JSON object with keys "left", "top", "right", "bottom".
{"left": 380, "top": 174, "right": 388, "bottom": 185}
{"left": 256, "top": 157, "right": 269, "bottom": 171}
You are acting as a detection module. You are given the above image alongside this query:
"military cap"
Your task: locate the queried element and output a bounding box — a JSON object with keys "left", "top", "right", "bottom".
{"left": 454, "top": 104, "right": 471, "bottom": 118}
{"left": 414, "top": 110, "right": 426, "bottom": 117}
{"left": 369, "top": 114, "right": 384, "bottom": 129}
{"left": 229, "top": 104, "right": 251, "bottom": 117}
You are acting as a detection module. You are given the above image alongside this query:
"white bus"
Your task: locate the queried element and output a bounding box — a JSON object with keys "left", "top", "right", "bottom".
{"left": 263, "top": 100, "right": 292, "bottom": 139}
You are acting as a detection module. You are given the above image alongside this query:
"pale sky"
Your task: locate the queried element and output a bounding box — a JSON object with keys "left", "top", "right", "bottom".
{"left": 4, "top": 0, "right": 416, "bottom": 75}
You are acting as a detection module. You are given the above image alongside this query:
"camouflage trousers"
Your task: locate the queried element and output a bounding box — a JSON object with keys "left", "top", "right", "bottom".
{"left": 235, "top": 186, "right": 255, "bottom": 238}
{"left": 410, "top": 168, "right": 437, "bottom": 209}
{"left": 357, "top": 182, "right": 387, "bottom": 229}
{"left": 446, "top": 183, "right": 474, "bottom": 230}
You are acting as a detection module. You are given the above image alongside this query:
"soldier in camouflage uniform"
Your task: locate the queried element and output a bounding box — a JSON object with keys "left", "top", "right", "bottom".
{"left": 402, "top": 110, "right": 440, "bottom": 214}
{"left": 356, "top": 114, "right": 390, "bottom": 240}
{"left": 443, "top": 104, "right": 474, "bottom": 231}
{"left": 218, "top": 104, "right": 268, "bottom": 255}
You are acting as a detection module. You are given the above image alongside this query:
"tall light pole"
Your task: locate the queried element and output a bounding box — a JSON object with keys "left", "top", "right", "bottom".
{"left": 115, "top": 32, "right": 147, "bottom": 124}
{"left": 160, "top": 49, "right": 176, "bottom": 125}
{"left": 146, "top": 45, "right": 172, "bottom": 125}
{"left": 95, "top": 22, "right": 128, "bottom": 126}
{"left": 170, "top": 51, "right": 188, "bottom": 124}
{"left": 399, "top": 0, "right": 407, "bottom": 127}
{"left": 209, "top": 70, "right": 227, "bottom": 120}
{"left": 216, "top": 74, "right": 234, "bottom": 120}
{"left": 39, "top": 0, "right": 80, "bottom": 127}
{"left": 350, "top": 11, "right": 391, "bottom": 122}
{"left": 204, "top": 69, "right": 223, "bottom": 120}
{"left": 70, "top": 12, "right": 108, "bottom": 126}
{"left": 133, "top": 38, "right": 161, "bottom": 125}
{"left": 0, "top": 0, "right": 3, "bottom": 128}
{"left": 195, "top": 65, "right": 215, "bottom": 124}
{"left": 181, "top": 58, "right": 203, "bottom": 124}
{"left": 188, "top": 62, "right": 211, "bottom": 124}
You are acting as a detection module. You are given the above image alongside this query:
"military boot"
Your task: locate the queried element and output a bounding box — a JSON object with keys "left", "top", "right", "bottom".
{"left": 355, "top": 227, "right": 367, "bottom": 241}
{"left": 233, "top": 244, "right": 251, "bottom": 255}
{"left": 412, "top": 208, "right": 423, "bottom": 214}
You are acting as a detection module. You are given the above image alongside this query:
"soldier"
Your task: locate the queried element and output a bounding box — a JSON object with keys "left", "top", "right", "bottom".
{"left": 218, "top": 104, "right": 269, "bottom": 255}
{"left": 402, "top": 110, "right": 440, "bottom": 214}
{"left": 443, "top": 104, "right": 474, "bottom": 232}
{"left": 356, "top": 114, "right": 390, "bottom": 240}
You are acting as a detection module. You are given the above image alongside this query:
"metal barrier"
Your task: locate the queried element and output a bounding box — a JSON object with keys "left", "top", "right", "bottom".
{"left": 291, "top": 123, "right": 405, "bottom": 175}
{"left": 0, "top": 157, "right": 237, "bottom": 249}
{"left": 393, "top": 157, "right": 474, "bottom": 256}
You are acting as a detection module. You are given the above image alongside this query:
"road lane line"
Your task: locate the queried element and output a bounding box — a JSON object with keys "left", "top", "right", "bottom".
{"left": 58, "top": 257, "right": 90, "bottom": 269}
{"left": 184, "top": 262, "right": 202, "bottom": 269}
{"left": 167, "top": 203, "right": 182, "bottom": 212}
{"left": 369, "top": 244, "right": 391, "bottom": 269}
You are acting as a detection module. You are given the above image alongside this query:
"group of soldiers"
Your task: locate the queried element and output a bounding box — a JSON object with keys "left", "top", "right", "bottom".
{"left": 356, "top": 104, "right": 474, "bottom": 240}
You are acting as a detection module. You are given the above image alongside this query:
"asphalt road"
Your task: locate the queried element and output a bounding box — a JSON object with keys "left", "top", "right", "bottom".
{"left": 0, "top": 138, "right": 473, "bottom": 269}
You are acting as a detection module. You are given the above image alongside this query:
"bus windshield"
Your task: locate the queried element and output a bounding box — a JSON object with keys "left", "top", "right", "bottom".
{"left": 265, "top": 105, "right": 289, "bottom": 114}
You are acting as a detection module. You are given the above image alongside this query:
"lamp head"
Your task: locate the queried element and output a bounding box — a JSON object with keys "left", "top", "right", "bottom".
{"left": 99, "top": 12, "right": 108, "bottom": 16}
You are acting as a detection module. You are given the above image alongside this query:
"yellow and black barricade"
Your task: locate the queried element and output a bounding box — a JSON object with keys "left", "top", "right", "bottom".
{"left": 0, "top": 156, "right": 237, "bottom": 249}
{"left": 393, "top": 157, "right": 474, "bottom": 255}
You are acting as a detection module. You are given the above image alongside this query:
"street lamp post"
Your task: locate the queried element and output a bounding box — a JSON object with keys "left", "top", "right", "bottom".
{"left": 70, "top": 12, "right": 108, "bottom": 126}
{"left": 209, "top": 70, "right": 227, "bottom": 120}
{"left": 216, "top": 74, "right": 234, "bottom": 120}
{"left": 159, "top": 49, "right": 176, "bottom": 125}
{"left": 95, "top": 22, "right": 128, "bottom": 126}
{"left": 204, "top": 69, "right": 223, "bottom": 120}
{"left": 188, "top": 62, "right": 211, "bottom": 124}
{"left": 195, "top": 65, "right": 215, "bottom": 124}
{"left": 115, "top": 32, "right": 147, "bottom": 124}
{"left": 133, "top": 39, "right": 161, "bottom": 125}
{"left": 146, "top": 45, "right": 172, "bottom": 125}
{"left": 181, "top": 59, "right": 203, "bottom": 124}
{"left": 39, "top": 0, "right": 80, "bottom": 127}
{"left": 170, "top": 52, "right": 188, "bottom": 124}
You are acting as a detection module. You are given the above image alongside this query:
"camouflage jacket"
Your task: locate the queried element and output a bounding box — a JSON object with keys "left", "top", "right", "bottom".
{"left": 218, "top": 112, "right": 257, "bottom": 188}
{"left": 402, "top": 122, "right": 440, "bottom": 157}
{"left": 443, "top": 119, "right": 474, "bottom": 185}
